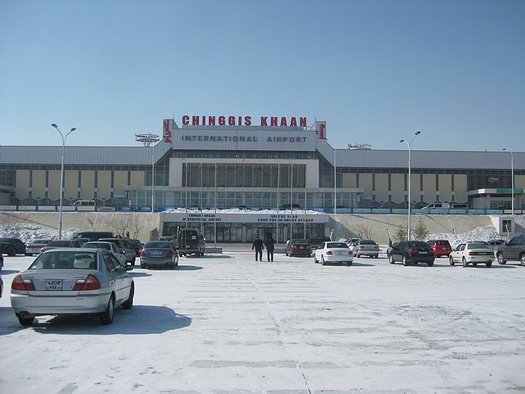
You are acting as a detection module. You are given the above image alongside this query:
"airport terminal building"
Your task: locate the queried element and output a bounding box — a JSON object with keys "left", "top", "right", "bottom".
{"left": 1, "top": 115, "right": 523, "bottom": 242}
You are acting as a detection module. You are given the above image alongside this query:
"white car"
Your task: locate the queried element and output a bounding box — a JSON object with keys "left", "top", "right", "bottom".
{"left": 82, "top": 241, "right": 127, "bottom": 266}
{"left": 11, "top": 248, "right": 134, "bottom": 326}
{"left": 449, "top": 242, "right": 494, "bottom": 268}
{"left": 313, "top": 241, "right": 353, "bottom": 266}
{"left": 25, "top": 239, "right": 53, "bottom": 256}
{"left": 352, "top": 239, "right": 380, "bottom": 258}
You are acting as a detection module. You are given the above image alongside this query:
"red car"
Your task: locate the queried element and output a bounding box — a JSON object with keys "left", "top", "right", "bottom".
{"left": 426, "top": 240, "right": 452, "bottom": 257}
{"left": 286, "top": 240, "right": 312, "bottom": 257}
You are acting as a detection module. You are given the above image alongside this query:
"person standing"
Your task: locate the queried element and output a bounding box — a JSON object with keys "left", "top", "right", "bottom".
{"left": 264, "top": 236, "right": 276, "bottom": 262}
{"left": 252, "top": 236, "right": 264, "bottom": 261}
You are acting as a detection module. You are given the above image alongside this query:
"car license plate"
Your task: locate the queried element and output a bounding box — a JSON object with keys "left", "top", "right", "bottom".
{"left": 419, "top": 251, "right": 428, "bottom": 255}
{"left": 45, "top": 280, "right": 63, "bottom": 291}
{"left": 151, "top": 251, "right": 162, "bottom": 255}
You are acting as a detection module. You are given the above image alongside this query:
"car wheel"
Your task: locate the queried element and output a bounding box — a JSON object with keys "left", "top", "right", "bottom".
{"left": 388, "top": 255, "right": 395, "bottom": 264}
{"left": 122, "top": 283, "right": 134, "bottom": 310}
{"left": 520, "top": 254, "right": 525, "bottom": 267}
{"left": 321, "top": 256, "right": 326, "bottom": 265}
{"left": 100, "top": 295, "right": 115, "bottom": 325}
{"left": 375, "top": 254, "right": 379, "bottom": 259}
{"left": 449, "top": 256, "right": 455, "bottom": 266}
{"left": 462, "top": 257, "right": 468, "bottom": 268}
{"left": 473, "top": 263, "right": 478, "bottom": 267}
{"left": 347, "top": 261, "right": 352, "bottom": 266}
{"left": 486, "top": 262, "right": 492, "bottom": 268}
{"left": 140, "top": 263, "right": 145, "bottom": 269}
{"left": 402, "top": 256, "right": 409, "bottom": 266}
{"left": 18, "top": 314, "right": 35, "bottom": 326}
{"left": 8, "top": 247, "right": 15, "bottom": 257}
{"left": 428, "top": 260, "right": 434, "bottom": 267}
{"left": 313, "top": 255, "right": 318, "bottom": 264}
{"left": 497, "top": 253, "right": 506, "bottom": 265}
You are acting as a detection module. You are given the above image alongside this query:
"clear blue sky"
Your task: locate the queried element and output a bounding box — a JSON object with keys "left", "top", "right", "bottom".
{"left": 1, "top": 0, "right": 524, "bottom": 151}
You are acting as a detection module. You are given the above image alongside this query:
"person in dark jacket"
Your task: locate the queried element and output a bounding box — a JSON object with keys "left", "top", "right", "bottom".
{"left": 264, "top": 236, "right": 276, "bottom": 262}
{"left": 252, "top": 236, "right": 264, "bottom": 261}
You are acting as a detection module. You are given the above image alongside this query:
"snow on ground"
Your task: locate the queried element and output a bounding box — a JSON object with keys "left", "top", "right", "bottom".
{"left": 1, "top": 249, "right": 525, "bottom": 392}
{"left": 2, "top": 217, "right": 525, "bottom": 392}
{"left": 0, "top": 223, "right": 78, "bottom": 243}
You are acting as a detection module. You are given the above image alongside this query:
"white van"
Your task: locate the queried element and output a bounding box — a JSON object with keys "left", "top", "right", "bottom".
{"left": 422, "top": 202, "right": 450, "bottom": 209}
{"left": 73, "top": 200, "right": 96, "bottom": 211}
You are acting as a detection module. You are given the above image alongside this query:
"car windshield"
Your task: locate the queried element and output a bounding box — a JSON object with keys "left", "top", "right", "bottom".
{"left": 360, "top": 240, "right": 376, "bottom": 245}
{"left": 407, "top": 241, "right": 428, "bottom": 248}
{"left": 468, "top": 242, "right": 491, "bottom": 249}
{"left": 29, "top": 251, "right": 98, "bottom": 270}
{"left": 47, "top": 241, "right": 72, "bottom": 247}
{"left": 146, "top": 241, "right": 171, "bottom": 248}
{"left": 292, "top": 240, "right": 308, "bottom": 244}
{"left": 326, "top": 242, "right": 349, "bottom": 249}
{"left": 83, "top": 242, "right": 111, "bottom": 250}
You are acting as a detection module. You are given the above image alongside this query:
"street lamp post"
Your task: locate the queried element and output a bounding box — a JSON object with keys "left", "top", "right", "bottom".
{"left": 51, "top": 123, "right": 76, "bottom": 240}
{"left": 334, "top": 148, "right": 337, "bottom": 214}
{"left": 503, "top": 148, "right": 514, "bottom": 216}
{"left": 135, "top": 133, "right": 160, "bottom": 213}
{"left": 400, "top": 131, "right": 421, "bottom": 241}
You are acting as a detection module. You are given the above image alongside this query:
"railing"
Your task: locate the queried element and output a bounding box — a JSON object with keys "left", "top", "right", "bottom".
{"left": 0, "top": 205, "right": 522, "bottom": 215}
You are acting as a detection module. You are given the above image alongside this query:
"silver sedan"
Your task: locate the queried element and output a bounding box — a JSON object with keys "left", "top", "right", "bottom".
{"left": 140, "top": 240, "right": 179, "bottom": 269}
{"left": 10, "top": 248, "right": 135, "bottom": 326}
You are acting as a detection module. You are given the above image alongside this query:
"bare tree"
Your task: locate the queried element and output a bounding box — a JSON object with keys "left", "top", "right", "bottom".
{"left": 354, "top": 221, "right": 374, "bottom": 240}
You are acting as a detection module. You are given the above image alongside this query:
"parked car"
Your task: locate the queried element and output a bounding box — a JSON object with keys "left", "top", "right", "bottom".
{"left": 25, "top": 239, "right": 54, "bottom": 256}
{"left": 495, "top": 235, "right": 525, "bottom": 266}
{"left": 128, "top": 239, "right": 143, "bottom": 257}
{"left": 307, "top": 236, "right": 331, "bottom": 250}
{"left": 140, "top": 240, "right": 179, "bottom": 269}
{"left": 387, "top": 241, "right": 435, "bottom": 266}
{"left": 286, "top": 239, "right": 312, "bottom": 257}
{"left": 449, "top": 202, "right": 469, "bottom": 209}
{"left": 487, "top": 239, "right": 505, "bottom": 250}
{"left": 10, "top": 248, "right": 134, "bottom": 326}
{"left": 352, "top": 239, "right": 380, "bottom": 258}
{"left": 0, "top": 238, "right": 27, "bottom": 256}
{"left": 422, "top": 202, "right": 450, "bottom": 209}
{"left": 176, "top": 229, "right": 205, "bottom": 256}
{"left": 426, "top": 239, "right": 452, "bottom": 257}
{"left": 82, "top": 241, "right": 127, "bottom": 266}
{"left": 313, "top": 241, "right": 353, "bottom": 266}
{"left": 41, "top": 239, "right": 86, "bottom": 252}
{"left": 449, "top": 242, "right": 494, "bottom": 268}
{"left": 98, "top": 238, "right": 136, "bottom": 265}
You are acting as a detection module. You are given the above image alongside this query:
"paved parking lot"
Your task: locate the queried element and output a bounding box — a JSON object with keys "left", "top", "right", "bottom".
{"left": 1, "top": 249, "right": 525, "bottom": 393}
